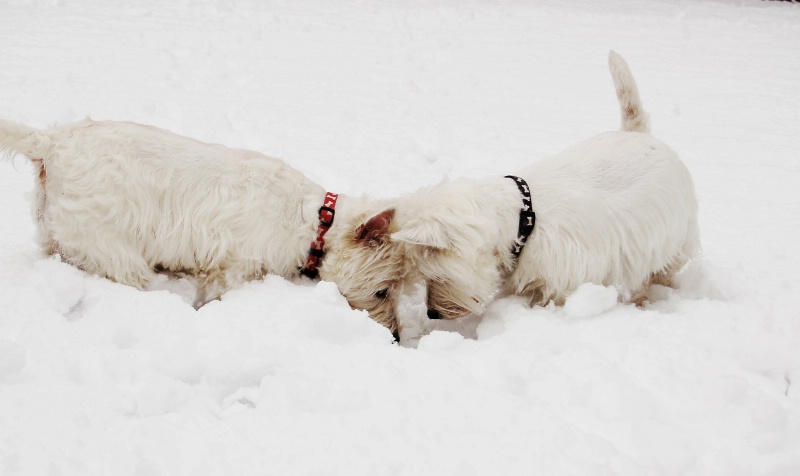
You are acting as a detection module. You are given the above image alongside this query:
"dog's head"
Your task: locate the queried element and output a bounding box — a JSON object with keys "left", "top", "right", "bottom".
{"left": 319, "top": 208, "right": 405, "bottom": 339}
{"left": 392, "top": 216, "right": 506, "bottom": 321}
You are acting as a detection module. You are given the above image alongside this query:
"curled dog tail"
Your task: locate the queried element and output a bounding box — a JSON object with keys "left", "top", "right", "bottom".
{"left": 608, "top": 50, "right": 650, "bottom": 134}
{"left": 0, "top": 119, "right": 51, "bottom": 159}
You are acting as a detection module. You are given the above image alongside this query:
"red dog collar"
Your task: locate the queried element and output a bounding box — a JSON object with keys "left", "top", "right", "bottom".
{"left": 300, "top": 192, "right": 339, "bottom": 279}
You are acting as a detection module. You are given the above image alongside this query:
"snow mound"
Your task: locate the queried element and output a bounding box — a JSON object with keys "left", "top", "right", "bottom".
{"left": 417, "top": 330, "right": 466, "bottom": 351}
{"left": 563, "top": 283, "right": 619, "bottom": 319}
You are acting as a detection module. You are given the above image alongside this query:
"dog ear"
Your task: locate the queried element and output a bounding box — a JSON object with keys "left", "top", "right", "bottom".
{"left": 391, "top": 219, "right": 451, "bottom": 249}
{"left": 355, "top": 208, "right": 395, "bottom": 245}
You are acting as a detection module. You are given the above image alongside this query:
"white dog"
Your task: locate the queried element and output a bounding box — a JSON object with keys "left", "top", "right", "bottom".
{"left": 0, "top": 119, "right": 403, "bottom": 336}
{"left": 391, "top": 51, "right": 700, "bottom": 320}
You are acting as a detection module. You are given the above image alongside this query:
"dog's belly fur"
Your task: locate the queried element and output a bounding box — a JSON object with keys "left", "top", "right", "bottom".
{"left": 507, "top": 131, "right": 700, "bottom": 303}
{"left": 31, "top": 119, "right": 323, "bottom": 293}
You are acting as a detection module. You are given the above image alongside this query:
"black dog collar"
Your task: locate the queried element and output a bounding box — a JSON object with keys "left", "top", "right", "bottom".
{"left": 504, "top": 175, "right": 536, "bottom": 259}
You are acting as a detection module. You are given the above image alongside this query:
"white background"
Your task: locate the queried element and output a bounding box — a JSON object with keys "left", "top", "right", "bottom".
{"left": 1, "top": 0, "right": 799, "bottom": 474}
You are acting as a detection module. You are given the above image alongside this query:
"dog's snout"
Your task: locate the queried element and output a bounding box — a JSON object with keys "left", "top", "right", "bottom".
{"left": 426, "top": 308, "right": 441, "bottom": 320}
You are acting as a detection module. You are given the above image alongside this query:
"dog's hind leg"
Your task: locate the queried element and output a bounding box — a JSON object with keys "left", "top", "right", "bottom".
{"left": 630, "top": 260, "right": 686, "bottom": 306}
{"left": 649, "top": 268, "right": 674, "bottom": 289}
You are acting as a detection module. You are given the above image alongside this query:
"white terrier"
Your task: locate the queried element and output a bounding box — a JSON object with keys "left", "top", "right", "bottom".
{"left": 0, "top": 119, "right": 402, "bottom": 336}
{"left": 391, "top": 51, "right": 700, "bottom": 320}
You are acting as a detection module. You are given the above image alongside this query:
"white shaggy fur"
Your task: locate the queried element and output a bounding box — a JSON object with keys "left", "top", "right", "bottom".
{"left": 0, "top": 119, "right": 403, "bottom": 335}
{"left": 392, "top": 51, "right": 700, "bottom": 320}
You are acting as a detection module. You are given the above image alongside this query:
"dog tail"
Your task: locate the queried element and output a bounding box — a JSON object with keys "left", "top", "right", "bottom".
{"left": 608, "top": 50, "right": 650, "bottom": 134}
{"left": 0, "top": 119, "right": 51, "bottom": 160}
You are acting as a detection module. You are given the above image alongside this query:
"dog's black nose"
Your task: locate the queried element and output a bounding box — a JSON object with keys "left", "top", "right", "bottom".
{"left": 427, "top": 308, "right": 441, "bottom": 320}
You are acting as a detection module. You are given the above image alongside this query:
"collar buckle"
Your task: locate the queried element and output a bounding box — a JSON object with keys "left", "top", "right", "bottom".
{"left": 318, "top": 205, "right": 336, "bottom": 227}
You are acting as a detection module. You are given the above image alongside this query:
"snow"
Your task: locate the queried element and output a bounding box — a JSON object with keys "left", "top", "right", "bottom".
{"left": 563, "top": 283, "right": 619, "bottom": 319}
{"left": 2, "top": 0, "right": 800, "bottom": 474}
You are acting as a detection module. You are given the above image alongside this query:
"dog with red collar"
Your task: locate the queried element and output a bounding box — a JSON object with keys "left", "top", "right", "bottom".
{"left": 0, "top": 118, "right": 402, "bottom": 338}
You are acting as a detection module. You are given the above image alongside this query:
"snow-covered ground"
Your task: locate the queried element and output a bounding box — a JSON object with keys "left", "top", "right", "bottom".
{"left": 2, "top": 0, "right": 800, "bottom": 474}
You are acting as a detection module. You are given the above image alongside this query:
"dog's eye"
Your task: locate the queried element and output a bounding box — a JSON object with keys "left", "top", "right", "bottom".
{"left": 375, "top": 289, "right": 389, "bottom": 299}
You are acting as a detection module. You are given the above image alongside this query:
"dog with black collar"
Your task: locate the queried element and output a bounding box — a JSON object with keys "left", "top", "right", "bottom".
{"left": 391, "top": 51, "right": 700, "bottom": 320}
